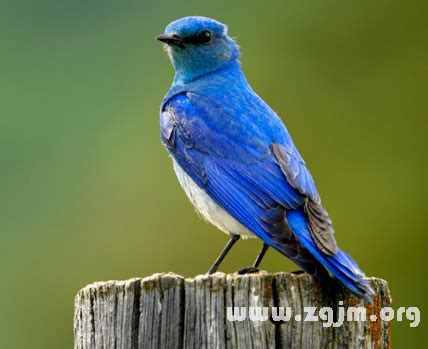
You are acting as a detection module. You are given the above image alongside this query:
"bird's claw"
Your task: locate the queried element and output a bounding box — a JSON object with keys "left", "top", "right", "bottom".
{"left": 238, "top": 267, "right": 259, "bottom": 275}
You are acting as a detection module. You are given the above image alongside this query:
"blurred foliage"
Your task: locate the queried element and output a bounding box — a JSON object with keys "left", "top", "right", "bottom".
{"left": 0, "top": 0, "right": 426, "bottom": 347}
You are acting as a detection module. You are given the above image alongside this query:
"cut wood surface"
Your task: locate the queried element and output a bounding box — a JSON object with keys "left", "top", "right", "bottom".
{"left": 74, "top": 272, "right": 391, "bottom": 349}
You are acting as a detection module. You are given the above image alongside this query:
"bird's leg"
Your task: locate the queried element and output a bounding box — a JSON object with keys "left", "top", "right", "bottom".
{"left": 208, "top": 234, "right": 240, "bottom": 274}
{"left": 238, "top": 243, "right": 270, "bottom": 275}
{"left": 252, "top": 243, "right": 269, "bottom": 268}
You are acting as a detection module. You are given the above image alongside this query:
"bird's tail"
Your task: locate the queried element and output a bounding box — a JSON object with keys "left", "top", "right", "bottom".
{"left": 286, "top": 209, "right": 375, "bottom": 302}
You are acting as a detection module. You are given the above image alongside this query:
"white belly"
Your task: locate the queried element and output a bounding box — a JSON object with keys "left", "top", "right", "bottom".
{"left": 173, "top": 160, "right": 255, "bottom": 238}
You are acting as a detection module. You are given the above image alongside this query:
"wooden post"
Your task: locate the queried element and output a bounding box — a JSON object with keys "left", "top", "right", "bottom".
{"left": 74, "top": 272, "right": 391, "bottom": 348}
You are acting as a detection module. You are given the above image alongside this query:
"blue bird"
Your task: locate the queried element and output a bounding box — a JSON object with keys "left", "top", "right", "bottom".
{"left": 157, "top": 16, "right": 374, "bottom": 301}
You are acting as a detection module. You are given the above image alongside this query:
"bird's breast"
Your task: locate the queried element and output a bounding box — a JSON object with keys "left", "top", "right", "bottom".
{"left": 172, "top": 159, "right": 255, "bottom": 238}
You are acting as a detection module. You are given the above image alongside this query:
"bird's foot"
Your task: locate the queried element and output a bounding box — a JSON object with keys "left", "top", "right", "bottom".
{"left": 291, "top": 270, "right": 305, "bottom": 275}
{"left": 237, "top": 267, "right": 259, "bottom": 275}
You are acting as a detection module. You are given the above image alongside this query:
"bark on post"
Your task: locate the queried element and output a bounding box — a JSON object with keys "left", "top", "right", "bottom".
{"left": 74, "top": 272, "right": 391, "bottom": 348}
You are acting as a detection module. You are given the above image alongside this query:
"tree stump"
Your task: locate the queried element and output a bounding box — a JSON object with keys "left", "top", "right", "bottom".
{"left": 74, "top": 272, "right": 391, "bottom": 348}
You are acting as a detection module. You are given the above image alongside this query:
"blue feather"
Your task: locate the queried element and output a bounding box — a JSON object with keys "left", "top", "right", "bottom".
{"left": 159, "top": 16, "right": 374, "bottom": 301}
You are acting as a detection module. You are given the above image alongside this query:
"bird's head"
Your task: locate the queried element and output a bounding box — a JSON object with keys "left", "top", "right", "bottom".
{"left": 157, "top": 16, "right": 240, "bottom": 83}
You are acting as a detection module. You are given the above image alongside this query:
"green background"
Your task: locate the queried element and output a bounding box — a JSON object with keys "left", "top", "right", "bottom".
{"left": 1, "top": 0, "right": 426, "bottom": 347}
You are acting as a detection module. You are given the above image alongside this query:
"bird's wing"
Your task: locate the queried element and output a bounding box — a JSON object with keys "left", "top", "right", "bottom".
{"left": 161, "top": 92, "right": 337, "bottom": 256}
{"left": 271, "top": 143, "right": 337, "bottom": 255}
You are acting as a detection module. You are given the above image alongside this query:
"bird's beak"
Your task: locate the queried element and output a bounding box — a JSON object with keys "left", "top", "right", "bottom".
{"left": 156, "top": 34, "right": 184, "bottom": 47}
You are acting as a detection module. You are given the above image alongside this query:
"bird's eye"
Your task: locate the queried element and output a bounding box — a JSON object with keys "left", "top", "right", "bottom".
{"left": 194, "top": 30, "right": 212, "bottom": 44}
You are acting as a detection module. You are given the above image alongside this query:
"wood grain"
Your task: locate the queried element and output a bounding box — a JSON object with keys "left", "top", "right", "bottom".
{"left": 74, "top": 272, "right": 391, "bottom": 349}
